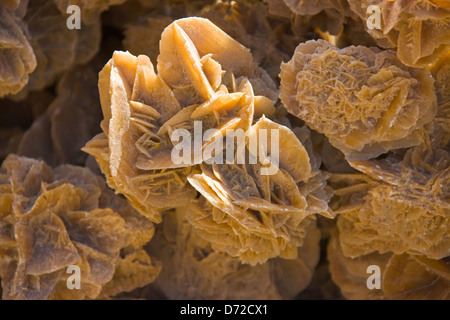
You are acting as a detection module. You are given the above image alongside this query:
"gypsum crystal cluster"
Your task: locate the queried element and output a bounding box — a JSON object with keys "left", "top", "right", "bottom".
{"left": 84, "top": 17, "right": 332, "bottom": 266}
{"left": 0, "top": 0, "right": 449, "bottom": 300}
{"left": 0, "top": 154, "right": 160, "bottom": 300}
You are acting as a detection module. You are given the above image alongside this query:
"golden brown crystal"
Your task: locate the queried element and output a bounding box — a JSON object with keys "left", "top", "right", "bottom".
{"left": 0, "top": 2, "right": 36, "bottom": 97}
{"left": 0, "top": 155, "right": 160, "bottom": 300}
{"left": 187, "top": 117, "right": 333, "bottom": 265}
{"left": 84, "top": 18, "right": 280, "bottom": 223}
{"left": 0, "top": 0, "right": 448, "bottom": 301}
{"left": 329, "top": 231, "right": 450, "bottom": 300}
{"left": 329, "top": 144, "right": 450, "bottom": 260}
{"left": 280, "top": 39, "right": 437, "bottom": 160}
{"left": 348, "top": 0, "right": 450, "bottom": 67}
{"left": 146, "top": 209, "right": 320, "bottom": 299}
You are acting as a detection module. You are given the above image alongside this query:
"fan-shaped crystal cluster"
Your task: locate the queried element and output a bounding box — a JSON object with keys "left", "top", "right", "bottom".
{"left": 84, "top": 17, "right": 332, "bottom": 266}
{"left": 146, "top": 209, "right": 321, "bottom": 299}
{"left": 328, "top": 231, "right": 450, "bottom": 300}
{"left": 280, "top": 39, "right": 437, "bottom": 160}
{"left": 0, "top": 155, "right": 160, "bottom": 300}
{"left": 0, "top": 0, "right": 449, "bottom": 300}
{"left": 348, "top": 0, "right": 450, "bottom": 67}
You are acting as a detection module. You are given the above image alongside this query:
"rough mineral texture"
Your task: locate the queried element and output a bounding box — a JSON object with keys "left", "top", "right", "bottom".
{"left": 199, "top": 0, "right": 307, "bottom": 82}
{"left": 430, "top": 52, "right": 450, "bottom": 149}
{"left": 84, "top": 17, "right": 335, "bottom": 267}
{"left": 348, "top": 0, "right": 450, "bottom": 67}
{"left": 187, "top": 116, "right": 333, "bottom": 265}
{"left": 82, "top": 50, "right": 198, "bottom": 223}
{"left": 266, "top": 0, "right": 359, "bottom": 37}
{"left": 146, "top": 209, "right": 320, "bottom": 299}
{"left": 280, "top": 39, "right": 437, "bottom": 160}
{"left": 328, "top": 231, "right": 450, "bottom": 300}
{"left": 330, "top": 145, "right": 450, "bottom": 260}
{"left": 0, "top": 155, "right": 160, "bottom": 300}
{"left": 84, "top": 17, "right": 278, "bottom": 223}
{"left": 0, "top": 0, "right": 449, "bottom": 301}
{"left": 157, "top": 17, "right": 277, "bottom": 101}
{"left": 0, "top": 2, "right": 36, "bottom": 97}
{"left": 21, "top": 0, "right": 101, "bottom": 95}
{"left": 1, "top": 0, "right": 102, "bottom": 99}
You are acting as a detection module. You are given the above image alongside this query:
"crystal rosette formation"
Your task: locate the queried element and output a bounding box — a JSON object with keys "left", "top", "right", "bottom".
{"left": 84, "top": 17, "right": 332, "bottom": 266}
